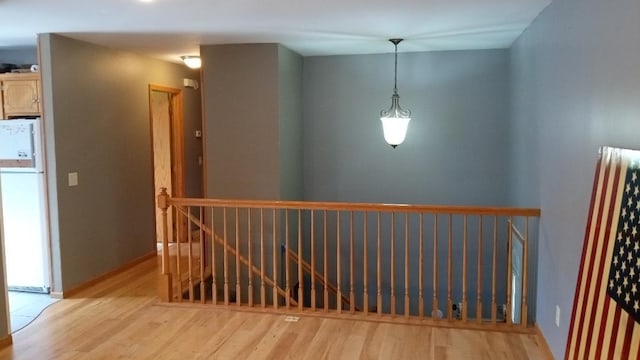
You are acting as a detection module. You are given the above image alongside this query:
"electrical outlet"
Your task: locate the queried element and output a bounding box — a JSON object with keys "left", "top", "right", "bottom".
{"left": 68, "top": 172, "right": 78, "bottom": 187}
{"left": 555, "top": 305, "right": 561, "bottom": 327}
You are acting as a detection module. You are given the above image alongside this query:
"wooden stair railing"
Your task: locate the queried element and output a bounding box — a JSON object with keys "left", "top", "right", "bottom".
{"left": 173, "top": 205, "right": 298, "bottom": 307}
{"left": 157, "top": 188, "right": 541, "bottom": 331}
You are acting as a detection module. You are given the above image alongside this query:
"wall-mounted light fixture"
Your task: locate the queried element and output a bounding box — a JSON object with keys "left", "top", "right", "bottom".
{"left": 380, "top": 39, "right": 411, "bottom": 149}
{"left": 181, "top": 55, "right": 201, "bottom": 69}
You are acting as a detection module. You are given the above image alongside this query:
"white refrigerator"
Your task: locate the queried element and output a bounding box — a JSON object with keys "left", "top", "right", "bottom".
{"left": 0, "top": 118, "right": 50, "bottom": 293}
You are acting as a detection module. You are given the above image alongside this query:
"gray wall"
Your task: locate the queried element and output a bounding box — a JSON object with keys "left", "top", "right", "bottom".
{"left": 303, "top": 50, "right": 511, "bottom": 206}
{"left": 201, "top": 43, "right": 303, "bottom": 201}
{"left": 39, "top": 34, "right": 202, "bottom": 292}
{"left": 509, "top": 0, "right": 640, "bottom": 357}
{"left": 201, "top": 43, "right": 303, "bottom": 304}
{"left": 202, "top": 43, "right": 279, "bottom": 199}
{"left": 302, "top": 49, "right": 519, "bottom": 318}
{"left": 0, "top": 47, "right": 37, "bottom": 66}
{"left": 278, "top": 46, "right": 304, "bottom": 201}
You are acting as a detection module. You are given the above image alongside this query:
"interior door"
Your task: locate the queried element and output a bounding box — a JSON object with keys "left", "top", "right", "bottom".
{"left": 149, "top": 85, "right": 184, "bottom": 244}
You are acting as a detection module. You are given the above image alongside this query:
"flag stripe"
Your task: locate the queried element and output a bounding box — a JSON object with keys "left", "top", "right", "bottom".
{"left": 584, "top": 161, "right": 623, "bottom": 359}
{"left": 622, "top": 315, "right": 635, "bottom": 358}
{"left": 596, "top": 277, "right": 614, "bottom": 354}
{"left": 600, "top": 296, "right": 618, "bottom": 358}
{"left": 609, "top": 306, "right": 622, "bottom": 360}
{"left": 575, "top": 152, "right": 614, "bottom": 359}
{"left": 629, "top": 322, "right": 640, "bottom": 359}
{"left": 567, "top": 152, "right": 606, "bottom": 359}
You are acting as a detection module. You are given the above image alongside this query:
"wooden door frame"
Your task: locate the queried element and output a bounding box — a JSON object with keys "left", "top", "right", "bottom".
{"left": 0, "top": 81, "right": 4, "bottom": 119}
{"left": 148, "top": 84, "right": 185, "bottom": 242}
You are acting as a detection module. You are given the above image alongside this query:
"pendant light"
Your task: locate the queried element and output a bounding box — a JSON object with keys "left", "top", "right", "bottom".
{"left": 380, "top": 39, "right": 411, "bottom": 149}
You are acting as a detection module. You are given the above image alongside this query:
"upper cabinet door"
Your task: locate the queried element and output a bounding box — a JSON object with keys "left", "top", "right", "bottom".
{"left": 2, "top": 75, "right": 41, "bottom": 117}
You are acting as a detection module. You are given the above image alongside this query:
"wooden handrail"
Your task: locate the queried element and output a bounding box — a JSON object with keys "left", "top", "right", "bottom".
{"left": 167, "top": 197, "right": 540, "bottom": 217}
{"left": 174, "top": 206, "right": 298, "bottom": 307}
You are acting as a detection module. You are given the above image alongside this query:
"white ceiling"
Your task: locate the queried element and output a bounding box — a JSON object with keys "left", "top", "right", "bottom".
{"left": 0, "top": 0, "right": 550, "bottom": 62}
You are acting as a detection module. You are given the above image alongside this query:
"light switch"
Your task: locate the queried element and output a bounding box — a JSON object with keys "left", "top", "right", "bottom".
{"left": 68, "top": 172, "right": 79, "bottom": 187}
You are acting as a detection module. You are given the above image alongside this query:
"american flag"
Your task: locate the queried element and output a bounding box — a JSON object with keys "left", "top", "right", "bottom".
{"left": 566, "top": 147, "right": 640, "bottom": 359}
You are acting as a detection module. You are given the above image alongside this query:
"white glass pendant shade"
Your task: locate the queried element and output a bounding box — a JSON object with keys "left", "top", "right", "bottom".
{"left": 380, "top": 93, "right": 411, "bottom": 148}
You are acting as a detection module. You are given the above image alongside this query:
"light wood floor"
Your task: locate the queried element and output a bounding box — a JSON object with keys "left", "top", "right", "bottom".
{"left": 0, "top": 258, "right": 552, "bottom": 359}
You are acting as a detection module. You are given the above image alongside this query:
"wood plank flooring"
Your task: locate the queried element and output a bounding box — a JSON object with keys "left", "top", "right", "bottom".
{"left": 0, "top": 257, "right": 552, "bottom": 359}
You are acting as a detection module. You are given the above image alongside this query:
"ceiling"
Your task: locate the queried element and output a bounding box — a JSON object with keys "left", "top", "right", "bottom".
{"left": 0, "top": 0, "right": 550, "bottom": 62}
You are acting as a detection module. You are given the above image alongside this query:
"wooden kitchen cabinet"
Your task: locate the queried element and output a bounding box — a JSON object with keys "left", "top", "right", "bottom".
{"left": 0, "top": 73, "right": 42, "bottom": 118}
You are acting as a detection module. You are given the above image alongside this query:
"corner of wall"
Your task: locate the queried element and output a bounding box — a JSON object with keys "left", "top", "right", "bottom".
{"left": 36, "top": 33, "right": 63, "bottom": 293}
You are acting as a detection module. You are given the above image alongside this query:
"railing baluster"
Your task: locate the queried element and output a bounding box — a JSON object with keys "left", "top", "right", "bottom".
{"left": 433, "top": 214, "right": 438, "bottom": 319}
{"left": 363, "top": 212, "right": 368, "bottom": 315}
{"left": 285, "top": 210, "right": 291, "bottom": 309}
{"left": 323, "top": 210, "right": 328, "bottom": 312}
{"left": 447, "top": 214, "right": 452, "bottom": 320}
{"left": 476, "top": 216, "right": 483, "bottom": 323}
{"left": 419, "top": 213, "right": 424, "bottom": 318}
{"left": 336, "top": 211, "right": 342, "bottom": 314}
{"left": 462, "top": 215, "right": 467, "bottom": 322}
{"left": 522, "top": 217, "right": 529, "bottom": 328}
{"left": 236, "top": 208, "right": 241, "bottom": 306}
{"left": 260, "top": 209, "right": 265, "bottom": 308}
{"left": 199, "top": 206, "right": 205, "bottom": 304}
{"left": 188, "top": 206, "right": 194, "bottom": 302}
{"left": 223, "top": 208, "right": 229, "bottom": 306}
{"left": 506, "top": 216, "right": 513, "bottom": 325}
{"left": 391, "top": 212, "right": 396, "bottom": 317}
{"left": 311, "top": 210, "right": 316, "bottom": 311}
{"left": 273, "top": 209, "right": 278, "bottom": 310}
{"left": 298, "top": 209, "right": 303, "bottom": 311}
{"left": 404, "top": 213, "right": 410, "bottom": 319}
{"left": 211, "top": 207, "right": 217, "bottom": 305}
{"left": 158, "top": 189, "right": 172, "bottom": 302}
{"left": 350, "top": 211, "right": 355, "bottom": 314}
{"left": 156, "top": 188, "right": 174, "bottom": 302}
{"left": 176, "top": 206, "right": 182, "bottom": 303}
{"left": 248, "top": 208, "right": 253, "bottom": 307}
{"left": 491, "top": 215, "right": 497, "bottom": 324}
{"left": 377, "top": 212, "right": 382, "bottom": 317}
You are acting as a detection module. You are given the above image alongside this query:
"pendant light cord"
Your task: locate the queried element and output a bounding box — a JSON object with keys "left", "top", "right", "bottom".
{"left": 393, "top": 42, "right": 398, "bottom": 95}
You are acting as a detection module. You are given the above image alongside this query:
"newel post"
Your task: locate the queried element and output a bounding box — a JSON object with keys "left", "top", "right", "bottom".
{"left": 158, "top": 187, "right": 173, "bottom": 302}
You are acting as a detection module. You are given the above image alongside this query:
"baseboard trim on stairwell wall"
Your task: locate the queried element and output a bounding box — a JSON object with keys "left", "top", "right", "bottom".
{"left": 55, "top": 251, "right": 157, "bottom": 299}
{"left": 0, "top": 335, "right": 13, "bottom": 349}
{"left": 534, "top": 324, "right": 555, "bottom": 360}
